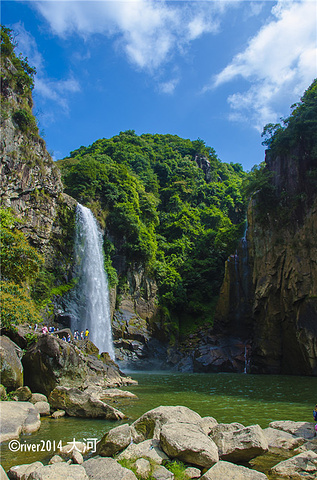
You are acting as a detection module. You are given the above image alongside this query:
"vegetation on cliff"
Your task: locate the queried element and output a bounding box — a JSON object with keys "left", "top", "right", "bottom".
{"left": 57, "top": 132, "right": 248, "bottom": 335}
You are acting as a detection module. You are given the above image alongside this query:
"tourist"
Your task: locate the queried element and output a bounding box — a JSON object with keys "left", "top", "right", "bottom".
{"left": 313, "top": 404, "right": 317, "bottom": 422}
{"left": 85, "top": 329, "right": 89, "bottom": 339}
{"left": 80, "top": 331, "right": 84, "bottom": 340}
{"left": 67, "top": 333, "right": 71, "bottom": 343}
{"left": 62, "top": 336, "right": 66, "bottom": 341}
{"left": 42, "top": 325, "right": 48, "bottom": 334}
{"left": 34, "top": 324, "right": 38, "bottom": 332}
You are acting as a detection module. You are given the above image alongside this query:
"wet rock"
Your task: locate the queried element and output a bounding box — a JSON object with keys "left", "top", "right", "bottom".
{"left": 269, "top": 420, "right": 315, "bottom": 439}
{"left": 0, "top": 336, "right": 23, "bottom": 391}
{"left": 263, "top": 427, "right": 305, "bottom": 450}
{"left": 48, "top": 386, "right": 126, "bottom": 419}
{"left": 271, "top": 450, "right": 317, "bottom": 479}
{"left": 27, "top": 463, "right": 89, "bottom": 480}
{"left": 160, "top": 422, "right": 219, "bottom": 468}
{"left": 118, "top": 439, "right": 168, "bottom": 465}
{"left": 7, "top": 461, "right": 43, "bottom": 480}
{"left": 201, "top": 460, "right": 268, "bottom": 479}
{"left": 212, "top": 424, "right": 268, "bottom": 463}
{"left": 0, "top": 401, "right": 41, "bottom": 443}
{"left": 131, "top": 405, "right": 202, "bottom": 442}
{"left": 97, "top": 424, "right": 133, "bottom": 456}
{"left": 82, "top": 457, "right": 137, "bottom": 480}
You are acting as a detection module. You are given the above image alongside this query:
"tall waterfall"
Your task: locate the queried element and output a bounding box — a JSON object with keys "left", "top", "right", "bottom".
{"left": 68, "top": 204, "right": 115, "bottom": 359}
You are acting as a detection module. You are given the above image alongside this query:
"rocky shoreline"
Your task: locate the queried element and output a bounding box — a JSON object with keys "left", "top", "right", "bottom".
{"left": 1, "top": 405, "right": 317, "bottom": 479}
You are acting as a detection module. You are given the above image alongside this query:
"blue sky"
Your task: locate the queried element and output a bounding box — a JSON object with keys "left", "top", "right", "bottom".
{"left": 2, "top": 0, "right": 316, "bottom": 171}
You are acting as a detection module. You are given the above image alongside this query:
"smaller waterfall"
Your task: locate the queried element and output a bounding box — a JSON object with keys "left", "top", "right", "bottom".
{"left": 68, "top": 204, "right": 115, "bottom": 359}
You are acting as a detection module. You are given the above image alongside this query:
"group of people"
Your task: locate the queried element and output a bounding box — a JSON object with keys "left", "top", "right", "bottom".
{"left": 32, "top": 323, "right": 90, "bottom": 343}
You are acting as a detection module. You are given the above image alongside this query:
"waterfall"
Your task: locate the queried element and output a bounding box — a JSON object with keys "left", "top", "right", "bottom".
{"left": 68, "top": 204, "right": 115, "bottom": 359}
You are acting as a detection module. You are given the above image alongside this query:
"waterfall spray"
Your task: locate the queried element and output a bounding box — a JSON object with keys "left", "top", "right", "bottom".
{"left": 68, "top": 204, "right": 115, "bottom": 359}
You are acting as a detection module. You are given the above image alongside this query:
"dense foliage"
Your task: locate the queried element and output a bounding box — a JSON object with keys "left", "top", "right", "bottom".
{"left": 57, "top": 132, "right": 247, "bottom": 335}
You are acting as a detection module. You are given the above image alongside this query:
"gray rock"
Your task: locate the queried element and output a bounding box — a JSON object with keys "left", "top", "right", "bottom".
{"left": 209, "top": 422, "right": 244, "bottom": 437}
{"left": 0, "top": 401, "right": 41, "bottom": 443}
{"left": 131, "top": 405, "right": 202, "bottom": 443}
{"left": 72, "top": 450, "right": 84, "bottom": 465}
{"left": 30, "top": 393, "right": 48, "bottom": 404}
{"left": 152, "top": 465, "right": 174, "bottom": 480}
{"left": 294, "top": 439, "right": 317, "bottom": 454}
{"left": 263, "top": 427, "right": 305, "bottom": 450}
{"left": 49, "top": 386, "right": 126, "bottom": 419}
{"left": 118, "top": 439, "right": 169, "bottom": 465}
{"left": 134, "top": 458, "right": 151, "bottom": 479}
{"left": 0, "top": 464, "right": 9, "bottom": 480}
{"left": 271, "top": 450, "right": 317, "bottom": 479}
{"left": 27, "top": 463, "right": 89, "bottom": 480}
{"left": 34, "top": 401, "right": 50, "bottom": 416}
{"left": 0, "top": 336, "right": 23, "bottom": 391}
{"left": 59, "top": 442, "right": 87, "bottom": 457}
{"left": 7, "top": 461, "right": 43, "bottom": 480}
{"left": 97, "top": 423, "right": 133, "bottom": 456}
{"left": 199, "top": 417, "right": 218, "bottom": 436}
{"left": 184, "top": 467, "right": 201, "bottom": 479}
{"left": 212, "top": 424, "right": 268, "bottom": 463}
{"left": 48, "top": 455, "right": 64, "bottom": 465}
{"left": 51, "top": 410, "right": 66, "bottom": 419}
{"left": 82, "top": 457, "right": 137, "bottom": 480}
{"left": 269, "top": 420, "right": 315, "bottom": 439}
{"left": 160, "top": 422, "right": 219, "bottom": 468}
{"left": 201, "top": 460, "right": 268, "bottom": 479}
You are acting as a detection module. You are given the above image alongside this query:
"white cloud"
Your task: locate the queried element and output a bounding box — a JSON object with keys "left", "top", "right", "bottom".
{"left": 11, "top": 22, "right": 80, "bottom": 115}
{"left": 32, "top": 0, "right": 230, "bottom": 73}
{"left": 206, "top": 0, "right": 317, "bottom": 129}
{"left": 158, "top": 78, "right": 180, "bottom": 95}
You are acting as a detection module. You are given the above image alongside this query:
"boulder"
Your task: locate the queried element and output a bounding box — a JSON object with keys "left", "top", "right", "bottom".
{"left": 151, "top": 465, "right": 174, "bottom": 480}
{"left": 82, "top": 457, "right": 137, "bottom": 480}
{"left": 27, "top": 463, "right": 89, "bottom": 480}
{"left": 118, "top": 439, "right": 169, "bottom": 465}
{"left": 48, "top": 455, "right": 64, "bottom": 465}
{"left": 212, "top": 424, "right": 268, "bottom": 463}
{"left": 11, "top": 386, "right": 32, "bottom": 402}
{"left": 199, "top": 417, "right": 218, "bottom": 436}
{"left": 72, "top": 450, "right": 84, "bottom": 465}
{"left": 99, "top": 388, "right": 138, "bottom": 400}
{"left": 160, "top": 422, "right": 219, "bottom": 468}
{"left": 0, "top": 401, "right": 41, "bottom": 443}
{"left": 200, "top": 460, "right": 268, "bottom": 479}
{"left": 263, "top": 427, "right": 305, "bottom": 450}
{"left": 294, "top": 439, "right": 317, "bottom": 454}
{"left": 51, "top": 409, "right": 66, "bottom": 419}
{"left": 184, "top": 467, "right": 201, "bottom": 479}
{"left": 0, "top": 465, "right": 9, "bottom": 480}
{"left": 271, "top": 450, "right": 317, "bottom": 479}
{"left": 269, "top": 420, "right": 315, "bottom": 439}
{"left": 34, "top": 401, "right": 50, "bottom": 416}
{"left": 48, "top": 386, "right": 126, "bottom": 419}
{"left": 131, "top": 405, "right": 202, "bottom": 442}
{"left": 97, "top": 424, "right": 133, "bottom": 456}
{"left": 0, "top": 336, "right": 23, "bottom": 391}
{"left": 30, "top": 393, "right": 48, "bottom": 404}
{"left": 209, "top": 422, "right": 244, "bottom": 437}
{"left": 7, "top": 462, "right": 43, "bottom": 480}
{"left": 59, "top": 442, "right": 87, "bottom": 457}
{"left": 134, "top": 458, "right": 151, "bottom": 479}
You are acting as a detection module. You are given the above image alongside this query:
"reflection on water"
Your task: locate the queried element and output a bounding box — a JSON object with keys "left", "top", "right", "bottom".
{"left": 1, "top": 372, "right": 316, "bottom": 471}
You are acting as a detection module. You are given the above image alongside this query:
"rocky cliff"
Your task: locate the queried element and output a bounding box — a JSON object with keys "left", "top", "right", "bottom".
{"left": 215, "top": 148, "right": 317, "bottom": 375}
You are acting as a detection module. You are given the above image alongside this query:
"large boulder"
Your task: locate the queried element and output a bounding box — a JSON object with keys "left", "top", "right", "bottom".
{"left": 201, "top": 460, "right": 268, "bottom": 479}
{"left": 82, "top": 457, "right": 137, "bottom": 480}
{"left": 97, "top": 424, "right": 133, "bottom": 456}
{"left": 22, "top": 334, "right": 132, "bottom": 397}
{"left": 131, "top": 405, "right": 202, "bottom": 442}
{"left": 48, "top": 386, "right": 126, "bottom": 419}
{"left": 0, "top": 401, "right": 41, "bottom": 443}
{"left": 34, "top": 401, "right": 50, "bottom": 416}
{"left": 211, "top": 424, "right": 268, "bottom": 463}
{"left": 160, "top": 422, "right": 219, "bottom": 468}
{"left": 27, "top": 463, "right": 89, "bottom": 480}
{"left": 11, "top": 386, "right": 32, "bottom": 402}
{"left": 269, "top": 420, "right": 315, "bottom": 440}
{"left": 263, "top": 427, "right": 305, "bottom": 450}
{"left": 7, "top": 461, "right": 43, "bottom": 480}
{"left": 118, "top": 439, "right": 169, "bottom": 465}
{"left": 0, "top": 336, "right": 23, "bottom": 391}
{"left": 271, "top": 450, "right": 317, "bottom": 479}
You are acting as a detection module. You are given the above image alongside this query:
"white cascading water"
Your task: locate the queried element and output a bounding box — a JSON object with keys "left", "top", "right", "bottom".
{"left": 69, "top": 203, "right": 115, "bottom": 359}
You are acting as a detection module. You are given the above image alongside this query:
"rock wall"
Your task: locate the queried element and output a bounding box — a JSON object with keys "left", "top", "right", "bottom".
{"left": 215, "top": 149, "right": 317, "bottom": 375}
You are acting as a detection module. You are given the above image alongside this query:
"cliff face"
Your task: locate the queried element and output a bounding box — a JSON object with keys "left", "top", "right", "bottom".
{"left": 215, "top": 148, "right": 317, "bottom": 375}
{"left": 0, "top": 52, "right": 76, "bottom": 280}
